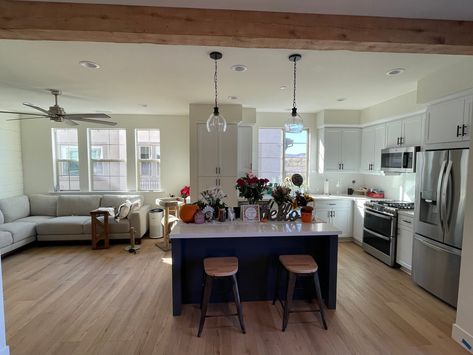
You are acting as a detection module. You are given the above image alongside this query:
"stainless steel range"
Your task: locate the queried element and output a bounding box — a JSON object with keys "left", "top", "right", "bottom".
{"left": 362, "top": 200, "right": 414, "bottom": 267}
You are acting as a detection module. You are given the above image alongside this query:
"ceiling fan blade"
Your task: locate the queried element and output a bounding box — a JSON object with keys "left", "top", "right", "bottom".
{"left": 23, "top": 103, "right": 51, "bottom": 115}
{"left": 6, "top": 116, "right": 48, "bottom": 121}
{"left": 69, "top": 117, "right": 117, "bottom": 126}
{"left": 64, "top": 113, "right": 111, "bottom": 119}
{"left": 64, "top": 119, "right": 79, "bottom": 126}
{"left": 0, "top": 110, "right": 49, "bottom": 117}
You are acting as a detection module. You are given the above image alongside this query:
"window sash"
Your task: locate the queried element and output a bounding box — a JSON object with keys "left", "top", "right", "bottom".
{"left": 53, "top": 128, "right": 79, "bottom": 191}
{"left": 136, "top": 129, "right": 161, "bottom": 191}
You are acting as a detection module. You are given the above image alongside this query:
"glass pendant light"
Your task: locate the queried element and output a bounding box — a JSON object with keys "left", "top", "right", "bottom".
{"left": 284, "top": 54, "right": 304, "bottom": 133}
{"left": 206, "top": 51, "right": 227, "bottom": 133}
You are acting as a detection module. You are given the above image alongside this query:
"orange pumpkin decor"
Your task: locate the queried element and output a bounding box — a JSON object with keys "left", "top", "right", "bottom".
{"left": 180, "top": 204, "right": 199, "bottom": 223}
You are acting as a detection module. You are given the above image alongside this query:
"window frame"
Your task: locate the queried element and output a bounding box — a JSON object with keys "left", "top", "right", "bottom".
{"left": 135, "top": 129, "right": 161, "bottom": 192}
{"left": 52, "top": 128, "right": 80, "bottom": 192}
{"left": 88, "top": 128, "right": 128, "bottom": 192}
{"left": 257, "top": 127, "right": 309, "bottom": 184}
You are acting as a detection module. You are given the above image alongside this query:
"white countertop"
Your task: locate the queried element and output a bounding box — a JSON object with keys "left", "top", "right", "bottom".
{"left": 310, "top": 194, "right": 374, "bottom": 200}
{"left": 170, "top": 219, "right": 342, "bottom": 239}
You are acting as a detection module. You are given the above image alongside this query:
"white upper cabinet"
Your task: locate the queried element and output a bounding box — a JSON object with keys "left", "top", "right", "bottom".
{"left": 198, "top": 124, "right": 219, "bottom": 176}
{"left": 218, "top": 124, "right": 238, "bottom": 177}
{"left": 319, "top": 128, "right": 360, "bottom": 172}
{"left": 386, "top": 120, "right": 403, "bottom": 148}
{"left": 360, "top": 124, "right": 385, "bottom": 172}
{"left": 425, "top": 96, "right": 472, "bottom": 147}
{"left": 385, "top": 114, "right": 423, "bottom": 148}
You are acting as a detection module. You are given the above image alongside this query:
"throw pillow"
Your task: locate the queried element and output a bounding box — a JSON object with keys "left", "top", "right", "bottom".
{"left": 130, "top": 199, "right": 142, "bottom": 213}
{"left": 115, "top": 201, "right": 132, "bottom": 221}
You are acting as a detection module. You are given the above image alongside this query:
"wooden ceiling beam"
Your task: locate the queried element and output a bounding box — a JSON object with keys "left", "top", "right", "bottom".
{"left": 1, "top": 1, "right": 473, "bottom": 54}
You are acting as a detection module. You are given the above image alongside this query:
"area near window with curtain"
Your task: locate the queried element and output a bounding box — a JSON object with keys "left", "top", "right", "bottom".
{"left": 136, "top": 129, "right": 161, "bottom": 191}
{"left": 89, "top": 128, "right": 127, "bottom": 191}
{"left": 257, "top": 128, "right": 308, "bottom": 184}
{"left": 53, "top": 128, "right": 80, "bottom": 191}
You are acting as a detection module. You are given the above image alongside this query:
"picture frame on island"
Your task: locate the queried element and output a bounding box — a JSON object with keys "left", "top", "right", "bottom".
{"left": 241, "top": 204, "right": 260, "bottom": 223}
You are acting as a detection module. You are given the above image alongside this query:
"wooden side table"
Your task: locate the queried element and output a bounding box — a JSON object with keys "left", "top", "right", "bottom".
{"left": 155, "top": 198, "right": 183, "bottom": 252}
{"left": 90, "top": 209, "right": 110, "bottom": 249}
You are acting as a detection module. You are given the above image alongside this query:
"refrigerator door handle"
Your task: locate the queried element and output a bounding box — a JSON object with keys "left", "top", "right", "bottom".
{"left": 436, "top": 160, "right": 447, "bottom": 230}
{"left": 441, "top": 160, "right": 453, "bottom": 234}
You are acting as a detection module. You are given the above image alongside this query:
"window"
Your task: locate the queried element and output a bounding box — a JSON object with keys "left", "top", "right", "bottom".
{"left": 257, "top": 128, "right": 308, "bottom": 184}
{"left": 53, "top": 128, "right": 80, "bottom": 191}
{"left": 136, "top": 129, "right": 160, "bottom": 191}
{"left": 89, "top": 129, "right": 127, "bottom": 191}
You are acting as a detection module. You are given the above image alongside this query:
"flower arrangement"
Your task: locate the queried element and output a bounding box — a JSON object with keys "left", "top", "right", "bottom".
{"left": 235, "top": 171, "right": 270, "bottom": 205}
{"left": 271, "top": 185, "right": 292, "bottom": 206}
{"left": 293, "top": 191, "right": 314, "bottom": 208}
{"left": 180, "top": 185, "right": 190, "bottom": 199}
{"left": 196, "top": 187, "right": 227, "bottom": 220}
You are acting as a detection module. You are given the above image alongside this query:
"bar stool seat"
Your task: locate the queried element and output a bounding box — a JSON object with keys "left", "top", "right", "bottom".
{"left": 273, "top": 254, "right": 328, "bottom": 331}
{"left": 279, "top": 255, "right": 318, "bottom": 274}
{"left": 204, "top": 257, "right": 238, "bottom": 277}
{"left": 198, "top": 256, "right": 245, "bottom": 337}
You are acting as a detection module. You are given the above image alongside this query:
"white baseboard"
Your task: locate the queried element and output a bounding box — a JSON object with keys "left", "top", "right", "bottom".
{"left": 452, "top": 323, "right": 473, "bottom": 353}
{"left": 0, "top": 345, "right": 9, "bottom": 355}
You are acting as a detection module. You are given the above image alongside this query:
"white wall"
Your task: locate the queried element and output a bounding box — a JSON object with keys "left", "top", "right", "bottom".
{"left": 20, "top": 114, "right": 189, "bottom": 206}
{"left": 363, "top": 173, "right": 416, "bottom": 201}
{"left": 0, "top": 115, "right": 23, "bottom": 199}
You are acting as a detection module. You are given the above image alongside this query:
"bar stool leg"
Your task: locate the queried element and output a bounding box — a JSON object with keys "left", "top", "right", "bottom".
{"left": 231, "top": 274, "right": 246, "bottom": 334}
{"left": 313, "top": 271, "right": 328, "bottom": 330}
{"left": 273, "top": 262, "right": 281, "bottom": 305}
{"left": 282, "top": 272, "right": 296, "bottom": 332}
{"left": 198, "top": 275, "right": 213, "bottom": 337}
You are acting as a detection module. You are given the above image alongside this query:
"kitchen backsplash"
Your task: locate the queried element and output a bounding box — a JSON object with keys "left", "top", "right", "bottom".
{"left": 308, "top": 172, "right": 416, "bottom": 202}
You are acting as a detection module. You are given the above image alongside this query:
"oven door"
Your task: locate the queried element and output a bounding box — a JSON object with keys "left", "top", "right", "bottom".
{"left": 364, "top": 208, "right": 396, "bottom": 237}
{"left": 362, "top": 228, "right": 396, "bottom": 266}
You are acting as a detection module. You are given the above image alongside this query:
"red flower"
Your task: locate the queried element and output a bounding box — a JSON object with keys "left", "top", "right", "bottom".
{"left": 180, "top": 186, "right": 190, "bottom": 198}
{"left": 236, "top": 179, "right": 245, "bottom": 187}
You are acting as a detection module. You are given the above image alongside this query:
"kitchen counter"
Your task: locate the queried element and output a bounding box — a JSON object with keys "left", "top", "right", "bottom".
{"left": 170, "top": 219, "right": 341, "bottom": 239}
{"left": 170, "top": 219, "right": 340, "bottom": 315}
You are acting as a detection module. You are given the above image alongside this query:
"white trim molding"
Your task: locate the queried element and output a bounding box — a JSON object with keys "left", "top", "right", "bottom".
{"left": 0, "top": 346, "right": 9, "bottom": 355}
{"left": 453, "top": 323, "right": 473, "bottom": 353}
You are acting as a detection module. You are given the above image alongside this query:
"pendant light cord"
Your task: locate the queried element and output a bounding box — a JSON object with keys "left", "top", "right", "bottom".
{"left": 214, "top": 59, "right": 218, "bottom": 108}
{"left": 292, "top": 59, "right": 297, "bottom": 108}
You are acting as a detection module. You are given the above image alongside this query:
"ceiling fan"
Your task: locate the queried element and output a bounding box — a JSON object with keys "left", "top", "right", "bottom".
{"left": 0, "top": 89, "right": 117, "bottom": 126}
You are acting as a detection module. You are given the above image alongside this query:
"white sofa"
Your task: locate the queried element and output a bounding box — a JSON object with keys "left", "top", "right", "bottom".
{"left": 0, "top": 194, "right": 150, "bottom": 255}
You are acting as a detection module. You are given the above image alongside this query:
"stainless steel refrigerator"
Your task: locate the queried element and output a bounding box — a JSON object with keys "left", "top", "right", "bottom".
{"left": 413, "top": 149, "right": 469, "bottom": 307}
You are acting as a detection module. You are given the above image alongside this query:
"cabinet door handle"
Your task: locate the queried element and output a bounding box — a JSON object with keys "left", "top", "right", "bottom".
{"left": 457, "top": 125, "right": 462, "bottom": 137}
{"left": 402, "top": 219, "right": 412, "bottom": 224}
{"left": 400, "top": 137, "right": 404, "bottom": 145}
{"left": 462, "top": 124, "right": 468, "bottom": 137}
{"left": 342, "top": 163, "right": 344, "bottom": 170}
{"left": 396, "top": 137, "right": 399, "bottom": 145}
{"left": 333, "top": 210, "right": 336, "bottom": 218}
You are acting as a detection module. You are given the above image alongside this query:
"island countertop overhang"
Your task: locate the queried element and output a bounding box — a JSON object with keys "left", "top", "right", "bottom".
{"left": 170, "top": 220, "right": 342, "bottom": 239}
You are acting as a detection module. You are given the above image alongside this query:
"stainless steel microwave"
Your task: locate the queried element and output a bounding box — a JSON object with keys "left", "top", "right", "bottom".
{"left": 381, "top": 146, "right": 420, "bottom": 173}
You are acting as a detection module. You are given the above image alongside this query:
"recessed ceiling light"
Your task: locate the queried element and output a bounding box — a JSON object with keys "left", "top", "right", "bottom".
{"left": 227, "top": 96, "right": 238, "bottom": 100}
{"left": 140, "top": 104, "right": 148, "bottom": 108}
{"left": 79, "top": 60, "right": 101, "bottom": 69}
{"left": 337, "top": 98, "right": 347, "bottom": 102}
{"left": 386, "top": 68, "right": 405, "bottom": 76}
{"left": 280, "top": 86, "right": 287, "bottom": 90}
{"left": 231, "top": 64, "right": 248, "bottom": 72}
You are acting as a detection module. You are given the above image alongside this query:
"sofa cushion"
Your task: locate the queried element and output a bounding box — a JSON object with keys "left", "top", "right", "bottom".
{"left": 16, "top": 216, "right": 55, "bottom": 224}
{"left": 0, "top": 231, "right": 13, "bottom": 249}
{"left": 29, "top": 194, "right": 58, "bottom": 217}
{"left": 0, "top": 195, "right": 30, "bottom": 223}
{"left": 83, "top": 218, "right": 130, "bottom": 234}
{"left": 0, "top": 210, "right": 3, "bottom": 224}
{"left": 100, "top": 195, "right": 143, "bottom": 211}
{"left": 36, "top": 216, "right": 91, "bottom": 235}
{"left": 0, "top": 222, "right": 36, "bottom": 243}
{"left": 57, "top": 195, "right": 102, "bottom": 216}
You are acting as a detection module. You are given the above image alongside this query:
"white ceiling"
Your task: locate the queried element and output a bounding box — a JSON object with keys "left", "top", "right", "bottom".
{"left": 0, "top": 40, "right": 470, "bottom": 115}
{"left": 27, "top": 0, "right": 473, "bottom": 21}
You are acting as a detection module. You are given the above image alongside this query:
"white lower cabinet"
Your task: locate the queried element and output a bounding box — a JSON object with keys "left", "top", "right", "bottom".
{"left": 314, "top": 199, "right": 353, "bottom": 239}
{"left": 396, "top": 214, "right": 414, "bottom": 271}
{"left": 352, "top": 199, "right": 366, "bottom": 244}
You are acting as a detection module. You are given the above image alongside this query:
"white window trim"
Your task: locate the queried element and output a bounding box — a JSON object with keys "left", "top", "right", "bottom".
{"left": 136, "top": 129, "right": 161, "bottom": 192}
{"left": 53, "top": 128, "right": 80, "bottom": 192}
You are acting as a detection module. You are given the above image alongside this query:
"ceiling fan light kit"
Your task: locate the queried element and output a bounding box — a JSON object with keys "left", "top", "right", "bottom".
{"left": 206, "top": 51, "right": 227, "bottom": 133}
{"left": 0, "top": 89, "right": 117, "bottom": 126}
{"left": 284, "top": 54, "right": 304, "bottom": 134}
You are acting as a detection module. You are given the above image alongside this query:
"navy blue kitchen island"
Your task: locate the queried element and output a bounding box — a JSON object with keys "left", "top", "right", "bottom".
{"left": 170, "top": 220, "right": 341, "bottom": 316}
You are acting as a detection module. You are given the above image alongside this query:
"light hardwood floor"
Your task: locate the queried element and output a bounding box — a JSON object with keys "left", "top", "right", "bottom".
{"left": 2, "top": 240, "right": 466, "bottom": 355}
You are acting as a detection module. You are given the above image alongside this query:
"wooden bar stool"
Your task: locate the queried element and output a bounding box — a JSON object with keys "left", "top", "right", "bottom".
{"left": 273, "top": 254, "right": 328, "bottom": 331}
{"left": 198, "top": 257, "right": 246, "bottom": 337}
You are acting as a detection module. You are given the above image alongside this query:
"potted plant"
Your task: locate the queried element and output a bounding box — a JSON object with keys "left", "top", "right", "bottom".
{"left": 180, "top": 185, "right": 191, "bottom": 204}
{"left": 197, "top": 187, "right": 227, "bottom": 221}
{"left": 235, "top": 171, "right": 270, "bottom": 205}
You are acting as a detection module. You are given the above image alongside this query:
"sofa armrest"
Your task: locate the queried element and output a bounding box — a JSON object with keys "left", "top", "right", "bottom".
{"left": 129, "top": 205, "right": 151, "bottom": 238}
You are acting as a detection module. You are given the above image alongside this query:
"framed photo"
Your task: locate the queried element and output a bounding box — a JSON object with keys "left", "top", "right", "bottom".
{"left": 241, "top": 204, "right": 260, "bottom": 223}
